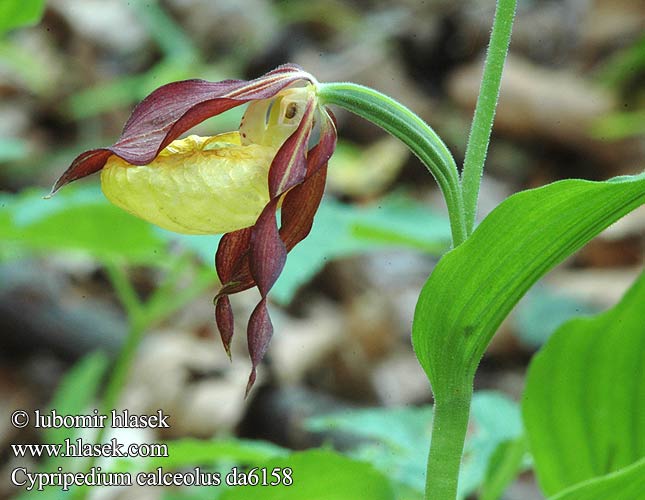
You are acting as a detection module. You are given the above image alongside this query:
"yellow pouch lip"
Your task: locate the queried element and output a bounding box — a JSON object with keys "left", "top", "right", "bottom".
{"left": 100, "top": 133, "right": 274, "bottom": 235}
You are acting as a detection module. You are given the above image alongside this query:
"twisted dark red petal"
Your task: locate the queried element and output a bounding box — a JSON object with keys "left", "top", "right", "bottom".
{"left": 245, "top": 297, "right": 273, "bottom": 397}
{"left": 280, "top": 166, "right": 328, "bottom": 251}
{"left": 214, "top": 295, "right": 234, "bottom": 359}
{"left": 213, "top": 106, "right": 337, "bottom": 394}
{"left": 280, "top": 108, "right": 337, "bottom": 250}
{"left": 215, "top": 227, "right": 253, "bottom": 285}
{"left": 249, "top": 199, "right": 287, "bottom": 296}
{"left": 51, "top": 64, "right": 313, "bottom": 194}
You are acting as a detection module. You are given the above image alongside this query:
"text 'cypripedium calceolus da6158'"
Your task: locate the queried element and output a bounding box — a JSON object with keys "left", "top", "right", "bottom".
{"left": 51, "top": 64, "right": 338, "bottom": 394}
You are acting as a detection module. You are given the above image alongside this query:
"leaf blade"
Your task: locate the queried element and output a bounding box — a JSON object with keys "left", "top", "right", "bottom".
{"left": 548, "top": 458, "right": 645, "bottom": 500}
{"left": 412, "top": 174, "right": 645, "bottom": 398}
{"left": 523, "top": 270, "right": 645, "bottom": 495}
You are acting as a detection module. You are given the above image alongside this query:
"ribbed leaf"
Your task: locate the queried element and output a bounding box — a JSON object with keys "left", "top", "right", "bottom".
{"left": 523, "top": 270, "right": 645, "bottom": 495}
{"left": 548, "top": 458, "right": 645, "bottom": 500}
{"left": 412, "top": 173, "right": 645, "bottom": 400}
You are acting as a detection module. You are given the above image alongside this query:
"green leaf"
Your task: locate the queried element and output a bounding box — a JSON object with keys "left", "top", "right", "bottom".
{"left": 548, "top": 458, "right": 645, "bottom": 500}
{"left": 0, "top": 0, "right": 45, "bottom": 33}
{"left": 412, "top": 174, "right": 645, "bottom": 400}
{"left": 305, "top": 391, "right": 522, "bottom": 499}
{"left": 522, "top": 270, "right": 645, "bottom": 496}
{"left": 219, "top": 449, "right": 395, "bottom": 500}
{"left": 1, "top": 186, "right": 169, "bottom": 263}
{"left": 480, "top": 437, "right": 529, "bottom": 500}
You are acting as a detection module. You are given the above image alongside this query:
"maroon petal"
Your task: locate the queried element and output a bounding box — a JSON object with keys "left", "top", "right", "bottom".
{"left": 215, "top": 295, "right": 235, "bottom": 359}
{"left": 214, "top": 108, "right": 337, "bottom": 395}
{"left": 267, "top": 97, "right": 315, "bottom": 198}
{"left": 280, "top": 165, "right": 328, "bottom": 251}
{"left": 52, "top": 64, "right": 314, "bottom": 194}
{"left": 217, "top": 266, "right": 254, "bottom": 297}
{"left": 245, "top": 297, "right": 274, "bottom": 397}
{"left": 249, "top": 199, "right": 287, "bottom": 296}
{"left": 216, "top": 227, "right": 253, "bottom": 284}
{"left": 312, "top": 108, "right": 338, "bottom": 175}
{"left": 280, "top": 108, "right": 337, "bottom": 249}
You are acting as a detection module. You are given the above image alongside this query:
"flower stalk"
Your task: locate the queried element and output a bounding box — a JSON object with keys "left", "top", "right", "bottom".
{"left": 317, "top": 82, "right": 468, "bottom": 247}
{"left": 425, "top": 383, "right": 473, "bottom": 499}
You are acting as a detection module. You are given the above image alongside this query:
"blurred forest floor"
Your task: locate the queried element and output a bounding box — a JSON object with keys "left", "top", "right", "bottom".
{"left": 1, "top": 0, "right": 644, "bottom": 499}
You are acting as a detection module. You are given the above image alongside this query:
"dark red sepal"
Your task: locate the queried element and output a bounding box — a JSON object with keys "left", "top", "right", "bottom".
{"left": 214, "top": 106, "right": 338, "bottom": 395}
{"left": 245, "top": 297, "right": 274, "bottom": 397}
{"left": 215, "top": 295, "right": 234, "bottom": 360}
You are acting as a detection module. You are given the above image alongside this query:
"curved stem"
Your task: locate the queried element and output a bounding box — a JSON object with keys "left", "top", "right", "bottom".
{"left": 317, "top": 82, "right": 467, "bottom": 247}
{"left": 461, "top": 0, "right": 517, "bottom": 235}
{"left": 426, "top": 384, "right": 473, "bottom": 499}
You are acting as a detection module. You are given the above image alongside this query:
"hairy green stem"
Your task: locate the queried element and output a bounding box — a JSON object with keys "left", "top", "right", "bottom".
{"left": 426, "top": 384, "right": 473, "bottom": 499}
{"left": 317, "top": 82, "right": 467, "bottom": 247}
{"left": 422, "top": 2, "right": 517, "bottom": 498}
{"left": 461, "top": 0, "right": 517, "bottom": 235}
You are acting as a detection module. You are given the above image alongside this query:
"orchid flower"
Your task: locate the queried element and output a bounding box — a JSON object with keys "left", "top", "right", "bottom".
{"left": 52, "top": 64, "right": 338, "bottom": 393}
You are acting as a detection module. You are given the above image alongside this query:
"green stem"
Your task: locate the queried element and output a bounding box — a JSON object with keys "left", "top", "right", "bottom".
{"left": 317, "top": 82, "right": 467, "bottom": 247}
{"left": 426, "top": 384, "right": 473, "bottom": 500}
{"left": 461, "top": 0, "right": 517, "bottom": 235}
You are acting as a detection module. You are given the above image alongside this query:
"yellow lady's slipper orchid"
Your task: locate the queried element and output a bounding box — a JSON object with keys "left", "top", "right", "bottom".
{"left": 52, "top": 65, "right": 337, "bottom": 393}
